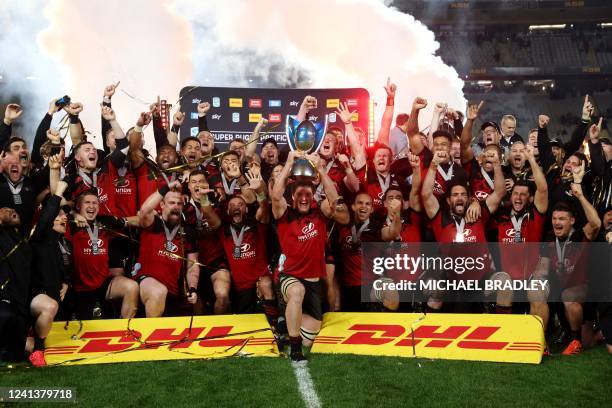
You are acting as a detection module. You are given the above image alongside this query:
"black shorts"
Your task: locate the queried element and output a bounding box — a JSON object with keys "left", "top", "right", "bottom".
{"left": 30, "top": 286, "right": 61, "bottom": 304}
{"left": 109, "top": 236, "right": 132, "bottom": 270}
{"left": 341, "top": 285, "right": 367, "bottom": 312}
{"left": 233, "top": 288, "right": 259, "bottom": 314}
{"left": 199, "top": 256, "right": 229, "bottom": 278}
{"left": 279, "top": 274, "right": 322, "bottom": 321}
{"left": 73, "top": 277, "right": 113, "bottom": 320}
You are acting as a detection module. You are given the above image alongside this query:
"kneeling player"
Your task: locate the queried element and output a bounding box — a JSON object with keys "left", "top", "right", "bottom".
{"left": 272, "top": 151, "right": 349, "bottom": 361}
{"left": 134, "top": 182, "right": 199, "bottom": 316}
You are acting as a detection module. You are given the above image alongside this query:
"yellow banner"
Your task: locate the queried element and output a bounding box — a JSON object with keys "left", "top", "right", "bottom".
{"left": 249, "top": 113, "right": 263, "bottom": 122}
{"left": 44, "top": 314, "right": 278, "bottom": 365}
{"left": 326, "top": 98, "right": 340, "bottom": 108}
{"left": 312, "top": 313, "right": 544, "bottom": 364}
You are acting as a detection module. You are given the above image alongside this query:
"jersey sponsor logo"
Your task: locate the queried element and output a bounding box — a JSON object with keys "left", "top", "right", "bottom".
{"left": 298, "top": 222, "right": 319, "bottom": 242}
{"left": 87, "top": 239, "right": 104, "bottom": 248}
{"left": 475, "top": 190, "right": 489, "bottom": 200}
{"left": 229, "top": 98, "right": 243, "bottom": 108}
{"left": 433, "top": 180, "right": 445, "bottom": 196}
{"left": 241, "top": 243, "right": 251, "bottom": 252}
{"left": 268, "top": 113, "right": 281, "bottom": 123}
{"left": 96, "top": 187, "right": 109, "bottom": 204}
{"left": 506, "top": 228, "right": 517, "bottom": 238}
{"left": 248, "top": 98, "right": 262, "bottom": 108}
{"left": 461, "top": 228, "right": 477, "bottom": 242}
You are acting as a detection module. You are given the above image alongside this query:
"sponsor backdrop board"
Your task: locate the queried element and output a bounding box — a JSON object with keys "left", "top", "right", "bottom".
{"left": 178, "top": 86, "right": 371, "bottom": 150}
{"left": 44, "top": 314, "right": 278, "bottom": 365}
{"left": 312, "top": 312, "right": 545, "bottom": 364}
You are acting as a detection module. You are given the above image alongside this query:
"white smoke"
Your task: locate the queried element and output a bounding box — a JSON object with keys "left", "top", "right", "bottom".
{"left": 0, "top": 0, "right": 464, "bottom": 151}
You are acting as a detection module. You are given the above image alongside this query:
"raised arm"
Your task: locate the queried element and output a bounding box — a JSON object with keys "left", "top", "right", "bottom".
{"left": 296, "top": 95, "right": 317, "bottom": 122}
{"left": 101, "top": 82, "right": 119, "bottom": 153}
{"left": 245, "top": 166, "right": 270, "bottom": 224}
{"left": 1, "top": 104, "right": 22, "bottom": 149}
{"left": 271, "top": 150, "right": 295, "bottom": 219}
{"left": 536, "top": 115, "right": 555, "bottom": 171}
{"left": 428, "top": 102, "right": 446, "bottom": 148}
{"left": 336, "top": 102, "right": 366, "bottom": 170}
{"left": 571, "top": 163, "right": 601, "bottom": 240}
{"left": 381, "top": 195, "right": 402, "bottom": 241}
{"left": 587, "top": 118, "right": 605, "bottom": 178}
{"left": 166, "top": 108, "right": 183, "bottom": 149}
{"left": 460, "top": 101, "right": 483, "bottom": 164}
{"left": 32, "top": 99, "right": 58, "bottom": 166}
{"left": 407, "top": 97, "right": 428, "bottom": 155}
{"left": 127, "top": 112, "right": 150, "bottom": 169}
{"left": 197, "top": 102, "right": 211, "bottom": 133}
{"left": 484, "top": 154, "right": 506, "bottom": 214}
{"left": 245, "top": 117, "right": 268, "bottom": 162}
{"left": 337, "top": 153, "right": 359, "bottom": 193}
{"left": 422, "top": 151, "right": 444, "bottom": 219}
{"left": 563, "top": 95, "right": 593, "bottom": 159}
{"left": 375, "top": 78, "right": 396, "bottom": 147}
{"left": 408, "top": 153, "right": 422, "bottom": 212}
{"left": 139, "top": 180, "right": 181, "bottom": 228}
{"left": 64, "top": 102, "right": 84, "bottom": 146}
{"left": 525, "top": 144, "right": 548, "bottom": 214}
{"left": 194, "top": 184, "right": 221, "bottom": 231}
{"left": 313, "top": 153, "right": 349, "bottom": 225}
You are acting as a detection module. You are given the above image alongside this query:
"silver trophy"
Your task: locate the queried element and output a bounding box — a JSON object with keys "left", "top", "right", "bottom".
{"left": 285, "top": 115, "right": 328, "bottom": 179}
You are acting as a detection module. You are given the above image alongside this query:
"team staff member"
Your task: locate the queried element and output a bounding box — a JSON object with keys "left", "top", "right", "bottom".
{"left": 219, "top": 168, "right": 278, "bottom": 324}
{"left": 529, "top": 164, "right": 601, "bottom": 355}
{"left": 28, "top": 165, "right": 72, "bottom": 367}
{"left": 272, "top": 150, "right": 349, "bottom": 361}
{"left": 69, "top": 191, "right": 139, "bottom": 320}
{"left": 134, "top": 181, "right": 199, "bottom": 317}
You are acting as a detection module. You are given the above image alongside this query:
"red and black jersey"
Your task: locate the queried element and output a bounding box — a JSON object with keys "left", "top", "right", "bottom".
{"left": 313, "top": 158, "right": 350, "bottom": 201}
{"left": 541, "top": 229, "right": 590, "bottom": 288}
{"left": 220, "top": 218, "right": 269, "bottom": 291}
{"left": 429, "top": 205, "right": 492, "bottom": 280}
{"left": 182, "top": 200, "right": 226, "bottom": 269}
{"left": 495, "top": 207, "right": 546, "bottom": 280}
{"left": 277, "top": 206, "right": 328, "bottom": 279}
{"left": 67, "top": 146, "right": 127, "bottom": 216}
{"left": 355, "top": 166, "right": 403, "bottom": 210}
{"left": 336, "top": 219, "right": 383, "bottom": 286}
{"left": 419, "top": 147, "right": 468, "bottom": 200}
{"left": 463, "top": 158, "right": 494, "bottom": 202}
{"left": 134, "top": 216, "right": 197, "bottom": 296}
{"left": 383, "top": 210, "right": 423, "bottom": 282}
{"left": 383, "top": 209, "right": 422, "bottom": 243}
{"left": 134, "top": 160, "right": 177, "bottom": 210}
{"left": 114, "top": 164, "right": 138, "bottom": 217}
{"left": 68, "top": 216, "right": 122, "bottom": 292}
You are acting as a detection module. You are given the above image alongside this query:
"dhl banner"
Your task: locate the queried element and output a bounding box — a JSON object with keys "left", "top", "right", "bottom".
{"left": 312, "top": 313, "right": 545, "bottom": 364}
{"left": 44, "top": 314, "right": 278, "bottom": 365}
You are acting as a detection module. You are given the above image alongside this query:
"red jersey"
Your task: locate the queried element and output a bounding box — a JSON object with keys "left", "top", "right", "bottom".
{"left": 135, "top": 216, "right": 197, "bottom": 295}
{"left": 220, "top": 219, "right": 269, "bottom": 291}
{"left": 182, "top": 200, "right": 227, "bottom": 268}
{"left": 134, "top": 160, "right": 171, "bottom": 209}
{"left": 542, "top": 229, "right": 590, "bottom": 288}
{"left": 383, "top": 210, "right": 423, "bottom": 282}
{"left": 463, "top": 158, "right": 495, "bottom": 202}
{"left": 114, "top": 165, "right": 138, "bottom": 217}
{"left": 419, "top": 148, "right": 468, "bottom": 200}
{"left": 356, "top": 166, "right": 402, "bottom": 210}
{"left": 69, "top": 216, "right": 119, "bottom": 291}
{"left": 495, "top": 207, "right": 545, "bottom": 280}
{"left": 277, "top": 207, "right": 327, "bottom": 279}
{"left": 336, "top": 220, "right": 382, "bottom": 286}
{"left": 430, "top": 206, "right": 492, "bottom": 280}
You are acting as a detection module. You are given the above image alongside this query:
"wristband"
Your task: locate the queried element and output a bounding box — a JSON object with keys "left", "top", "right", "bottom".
{"left": 103, "top": 96, "right": 111, "bottom": 104}
{"left": 188, "top": 287, "right": 197, "bottom": 296}
{"left": 69, "top": 114, "right": 79, "bottom": 124}
{"left": 343, "top": 120, "right": 351, "bottom": 125}
{"left": 256, "top": 192, "right": 266, "bottom": 202}
{"left": 158, "top": 185, "right": 170, "bottom": 196}
{"left": 171, "top": 124, "right": 180, "bottom": 133}
{"left": 386, "top": 96, "right": 394, "bottom": 107}
{"left": 134, "top": 125, "right": 143, "bottom": 133}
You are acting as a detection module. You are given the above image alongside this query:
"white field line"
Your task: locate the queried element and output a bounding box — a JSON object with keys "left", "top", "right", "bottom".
{"left": 291, "top": 361, "right": 322, "bottom": 408}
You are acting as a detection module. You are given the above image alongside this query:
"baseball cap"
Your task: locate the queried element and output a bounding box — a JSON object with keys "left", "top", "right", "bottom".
{"left": 480, "top": 121, "right": 501, "bottom": 133}
{"left": 549, "top": 138, "right": 562, "bottom": 148}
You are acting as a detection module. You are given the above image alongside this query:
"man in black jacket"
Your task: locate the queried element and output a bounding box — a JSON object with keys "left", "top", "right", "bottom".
{"left": 28, "top": 171, "right": 71, "bottom": 367}
{"left": 0, "top": 206, "right": 32, "bottom": 362}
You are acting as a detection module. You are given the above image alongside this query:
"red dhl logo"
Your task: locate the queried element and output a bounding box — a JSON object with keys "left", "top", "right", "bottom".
{"left": 46, "top": 326, "right": 274, "bottom": 355}
{"left": 268, "top": 113, "right": 281, "bottom": 122}
{"left": 315, "top": 324, "right": 541, "bottom": 352}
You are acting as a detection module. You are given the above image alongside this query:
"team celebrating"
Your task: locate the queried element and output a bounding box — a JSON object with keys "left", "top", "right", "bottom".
{"left": 0, "top": 79, "right": 610, "bottom": 365}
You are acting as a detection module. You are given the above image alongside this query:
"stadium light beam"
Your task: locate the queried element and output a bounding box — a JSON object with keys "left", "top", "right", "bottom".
{"left": 529, "top": 24, "right": 566, "bottom": 30}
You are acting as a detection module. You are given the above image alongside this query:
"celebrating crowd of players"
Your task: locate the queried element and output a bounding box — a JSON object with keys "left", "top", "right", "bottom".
{"left": 0, "top": 80, "right": 610, "bottom": 364}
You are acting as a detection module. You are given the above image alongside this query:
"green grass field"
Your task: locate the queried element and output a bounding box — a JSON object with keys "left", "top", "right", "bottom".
{"left": 2, "top": 346, "right": 611, "bottom": 407}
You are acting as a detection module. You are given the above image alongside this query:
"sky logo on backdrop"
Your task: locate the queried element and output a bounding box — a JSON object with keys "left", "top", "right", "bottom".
{"left": 212, "top": 97, "right": 220, "bottom": 107}
{"left": 269, "top": 99, "right": 282, "bottom": 107}
{"left": 232, "top": 112, "right": 240, "bottom": 123}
